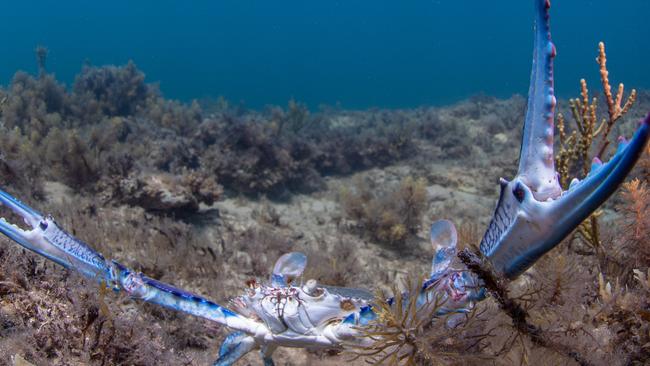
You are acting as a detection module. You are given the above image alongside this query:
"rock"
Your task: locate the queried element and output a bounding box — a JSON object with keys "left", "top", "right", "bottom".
{"left": 103, "top": 171, "right": 223, "bottom": 216}
{"left": 494, "top": 132, "right": 508, "bottom": 144}
{"left": 12, "top": 355, "right": 34, "bottom": 366}
{"left": 121, "top": 173, "right": 198, "bottom": 213}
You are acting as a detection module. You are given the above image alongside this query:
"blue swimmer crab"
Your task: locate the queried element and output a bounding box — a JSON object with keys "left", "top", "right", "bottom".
{"left": 0, "top": 0, "right": 648, "bottom": 365}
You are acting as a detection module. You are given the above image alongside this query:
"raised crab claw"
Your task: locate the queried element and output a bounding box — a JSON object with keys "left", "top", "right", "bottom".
{"left": 0, "top": 0, "right": 648, "bottom": 365}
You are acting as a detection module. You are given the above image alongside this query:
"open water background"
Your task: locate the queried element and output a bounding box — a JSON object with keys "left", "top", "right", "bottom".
{"left": 1, "top": 0, "right": 648, "bottom": 109}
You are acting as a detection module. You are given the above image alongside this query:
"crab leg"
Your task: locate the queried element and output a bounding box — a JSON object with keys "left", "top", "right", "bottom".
{"left": 213, "top": 332, "right": 257, "bottom": 366}
{"left": 0, "top": 188, "right": 262, "bottom": 335}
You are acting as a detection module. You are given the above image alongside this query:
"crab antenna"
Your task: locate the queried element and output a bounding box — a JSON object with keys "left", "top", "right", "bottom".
{"left": 517, "top": 0, "right": 561, "bottom": 201}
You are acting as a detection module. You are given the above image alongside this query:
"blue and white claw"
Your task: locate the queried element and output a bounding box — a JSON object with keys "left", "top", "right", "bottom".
{"left": 0, "top": 188, "right": 112, "bottom": 280}
{"left": 479, "top": 0, "right": 650, "bottom": 279}
{"left": 0, "top": 188, "right": 261, "bottom": 335}
{"left": 482, "top": 116, "right": 649, "bottom": 278}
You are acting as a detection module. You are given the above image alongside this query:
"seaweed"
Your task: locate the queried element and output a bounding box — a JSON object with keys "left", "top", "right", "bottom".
{"left": 616, "top": 179, "right": 650, "bottom": 269}
{"left": 351, "top": 276, "right": 492, "bottom": 366}
{"left": 341, "top": 176, "right": 427, "bottom": 246}
{"left": 0, "top": 59, "right": 423, "bottom": 202}
{"left": 0, "top": 71, "right": 68, "bottom": 141}
{"left": 231, "top": 226, "right": 293, "bottom": 277}
{"left": 34, "top": 46, "right": 48, "bottom": 77}
{"left": 302, "top": 236, "right": 359, "bottom": 287}
{"left": 200, "top": 120, "right": 305, "bottom": 197}
{"left": 42, "top": 128, "right": 100, "bottom": 189}
{"left": 273, "top": 98, "right": 311, "bottom": 136}
{"left": 71, "top": 61, "right": 151, "bottom": 120}
{"left": 0, "top": 126, "right": 43, "bottom": 198}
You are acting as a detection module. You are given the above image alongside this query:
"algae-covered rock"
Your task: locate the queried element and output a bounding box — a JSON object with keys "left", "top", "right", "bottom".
{"left": 110, "top": 172, "right": 222, "bottom": 215}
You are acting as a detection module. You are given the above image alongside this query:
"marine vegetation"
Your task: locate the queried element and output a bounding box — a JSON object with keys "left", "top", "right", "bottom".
{"left": 0, "top": 0, "right": 649, "bottom": 365}
{"left": 0, "top": 54, "right": 415, "bottom": 205}
{"left": 555, "top": 41, "right": 637, "bottom": 251}
{"left": 340, "top": 176, "right": 428, "bottom": 246}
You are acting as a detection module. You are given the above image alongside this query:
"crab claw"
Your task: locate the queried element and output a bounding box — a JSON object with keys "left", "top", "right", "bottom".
{"left": 0, "top": 189, "right": 43, "bottom": 231}
{"left": 482, "top": 114, "right": 649, "bottom": 278}
{"left": 0, "top": 188, "right": 113, "bottom": 280}
{"left": 0, "top": 188, "right": 262, "bottom": 335}
{"left": 479, "top": 0, "right": 650, "bottom": 279}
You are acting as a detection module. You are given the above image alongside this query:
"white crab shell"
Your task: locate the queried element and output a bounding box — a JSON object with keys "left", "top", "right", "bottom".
{"left": 231, "top": 281, "right": 371, "bottom": 336}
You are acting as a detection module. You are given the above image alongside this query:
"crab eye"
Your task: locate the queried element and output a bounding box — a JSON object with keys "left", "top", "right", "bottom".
{"left": 39, "top": 221, "right": 48, "bottom": 230}
{"left": 512, "top": 184, "right": 526, "bottom": 203}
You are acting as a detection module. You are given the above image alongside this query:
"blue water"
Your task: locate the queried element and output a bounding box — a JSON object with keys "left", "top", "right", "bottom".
{"left": 1, "top": 1, "right": 648, "bottom": 110}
